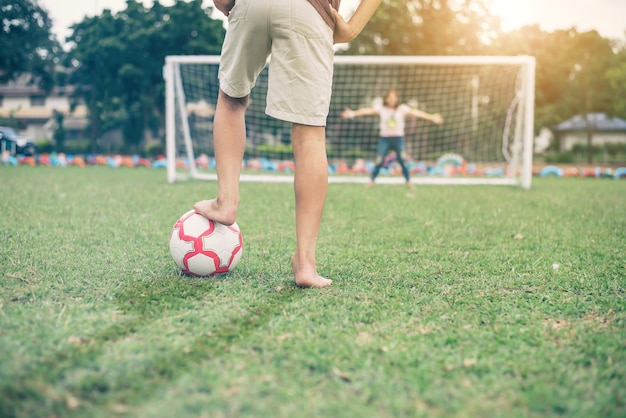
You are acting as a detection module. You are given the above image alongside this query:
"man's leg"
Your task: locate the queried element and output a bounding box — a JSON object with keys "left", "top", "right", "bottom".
{"left": 194, "top": 90, "right": 248, "bottom": 225}
{"left": 291, "top": 123, "right": 333, "bottom": 288}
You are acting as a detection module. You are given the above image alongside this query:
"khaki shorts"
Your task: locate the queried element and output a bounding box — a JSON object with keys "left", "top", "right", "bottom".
{"left": 219, "top": 0, "right": 334, "bottom": 126}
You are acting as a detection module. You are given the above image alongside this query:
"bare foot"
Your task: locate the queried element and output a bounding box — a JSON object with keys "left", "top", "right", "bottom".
{"left": 193, "top": 198, "right": 237, "bottom": 225}
{"left": 365, "top": 181, "right": 375, "bottom": 189}
{"left": 292, "top": 260, "right": 332, "bottom": 288}
{"left": 406, "top": 181, "right": 414, "bottom": 190}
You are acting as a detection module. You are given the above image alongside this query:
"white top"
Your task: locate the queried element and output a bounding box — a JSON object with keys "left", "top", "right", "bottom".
{"left": 374, "top": 103, "right": 410, "bottom": 137}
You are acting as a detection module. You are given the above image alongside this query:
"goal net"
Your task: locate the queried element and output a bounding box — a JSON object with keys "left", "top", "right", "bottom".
{"left": 164, "top": 55, "right": 535, "bottom": 188}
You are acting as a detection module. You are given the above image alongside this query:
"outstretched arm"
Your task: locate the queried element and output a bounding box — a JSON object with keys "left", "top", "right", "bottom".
{"left": 341, "top": 107, "right": 379, "bottom": 119}
{"left": 407, "top": 108, "right": 444, "bottom": 124}
{"left": 332, "top": 0, "right": 383, "bottom": 44}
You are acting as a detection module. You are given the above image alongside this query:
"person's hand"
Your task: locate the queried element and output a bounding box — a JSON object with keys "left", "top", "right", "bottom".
{"left": 332, "top": 8, "right": 355, "bottom": 44}
{"left": 432, "top": 113, "right": 444, "bottom": 124}
{"left": 331, "top": 0, "right": 382, "bottom": 44}
{"left": 341, "top": 108, "right": 355, "bottom": 119}
{"left": 213, "top": 0, "right": 235, "bottom": 16}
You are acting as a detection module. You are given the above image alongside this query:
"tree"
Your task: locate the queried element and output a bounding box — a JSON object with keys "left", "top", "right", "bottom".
{"left": 490, "top": 26, "right": 580, "bottom": 133}
{"left": 565, "top": 31, "right": 615, "bottom": 163}
{"left": 52, "top": 109, "right": 66, "bottom": 150}
{"left": 66, "top": 0, "right": 226, "bottom": 152}
{"left": 340, "top": 0, "right": 499, "bottom": 55}
{"left": 606, "top": 46, "right": 626, "bottom": 119}
{"left": 0, "top": 0, "right": 60, "bottom": 91}
{"left": 65, "top": 10, "right": 125, "bottom": 150}
{"left": 491, "top": 26, "right": 618, "bottom": 161}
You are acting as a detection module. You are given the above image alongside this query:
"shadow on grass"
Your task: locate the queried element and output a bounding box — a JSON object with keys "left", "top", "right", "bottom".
{"left": 1, "top": 274, "right": 304, "bottom": 417}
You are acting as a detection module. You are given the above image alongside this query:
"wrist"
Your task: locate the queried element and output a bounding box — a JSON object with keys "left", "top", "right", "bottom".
{"left": 348, "top": 22, "right": 362, "bottom": 41}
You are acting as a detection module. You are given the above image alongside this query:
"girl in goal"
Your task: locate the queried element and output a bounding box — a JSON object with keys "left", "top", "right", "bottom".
{"left": 342, "top": 88, "right": 443, "bottom": 189}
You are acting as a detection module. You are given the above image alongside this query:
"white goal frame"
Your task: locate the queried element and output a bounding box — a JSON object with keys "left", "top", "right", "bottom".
{"left": 164, "top": 55, "right": 535, "bottom": 188}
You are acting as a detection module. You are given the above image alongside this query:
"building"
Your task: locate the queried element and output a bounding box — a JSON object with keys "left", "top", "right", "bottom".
{"left": 552, "top": 113, "right": 626, "bottom": 151}
{"left": 0, "top": 74, "right": 88, "bottom": 142}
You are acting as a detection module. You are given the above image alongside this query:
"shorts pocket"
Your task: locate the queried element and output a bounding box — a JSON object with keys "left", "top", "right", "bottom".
{"left": 228, "top": 0, "right": 250, "bottom": 24}
{"left": 291, "top": 0, "right": 331, "bottom": 39}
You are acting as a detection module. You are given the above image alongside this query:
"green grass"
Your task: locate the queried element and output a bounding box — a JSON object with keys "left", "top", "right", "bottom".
{"left": 1, "top": 166, "right": 624, "bottom": 418}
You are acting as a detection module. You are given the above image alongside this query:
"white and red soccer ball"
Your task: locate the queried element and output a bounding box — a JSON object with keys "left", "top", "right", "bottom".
{"left": 169, "top": 210, "right": 243, "bottom": 276}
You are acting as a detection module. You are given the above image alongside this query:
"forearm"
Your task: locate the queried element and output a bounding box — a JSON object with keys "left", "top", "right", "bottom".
{"left": 410, "top": 109, "right": 441, "bottom": 123}
{"left": 355, "top": 108, "right": 378, "bottom": 117}
{"left": 343, "top": 108, "right": 377, "bottom": 118}
{"left": 333, "top": 0, "right": 382, "bottom": 44}
{"left": 346, "top": 0, "right": 382, "bottom": 40}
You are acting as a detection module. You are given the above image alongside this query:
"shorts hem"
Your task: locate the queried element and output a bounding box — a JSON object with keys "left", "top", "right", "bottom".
{"left": 219, "top": 79, "right": 250, "bottom": 99}
{"left": 266, "top": 108, "right": 327, "bottom": 127}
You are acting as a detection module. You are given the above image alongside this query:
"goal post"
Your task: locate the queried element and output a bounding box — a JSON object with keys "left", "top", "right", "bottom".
{"left": 164, "top": 55, "right": 535, "bottom": 188}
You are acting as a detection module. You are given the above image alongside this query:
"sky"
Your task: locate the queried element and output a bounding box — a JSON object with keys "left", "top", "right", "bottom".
{"left": 39, "top": 0, "right": 626, "bottom": 44}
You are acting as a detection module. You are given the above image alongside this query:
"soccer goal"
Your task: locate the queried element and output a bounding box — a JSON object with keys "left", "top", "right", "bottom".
{"left": 164, "top": 55, "right": 535, "bottom": 188}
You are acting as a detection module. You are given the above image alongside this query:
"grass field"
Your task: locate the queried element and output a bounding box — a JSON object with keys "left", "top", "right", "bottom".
{"left": 1, "top": 167, "right": 624, "bottom": 418}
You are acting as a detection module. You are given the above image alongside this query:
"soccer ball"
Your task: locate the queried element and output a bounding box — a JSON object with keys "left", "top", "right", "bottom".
{"left": 169, "top": 210, "right": 243, "bottom": 276}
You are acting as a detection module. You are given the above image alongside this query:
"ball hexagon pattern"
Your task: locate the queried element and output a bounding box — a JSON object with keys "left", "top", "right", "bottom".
{"left": 169, "top": 210, "right": 243, "bottom": 276}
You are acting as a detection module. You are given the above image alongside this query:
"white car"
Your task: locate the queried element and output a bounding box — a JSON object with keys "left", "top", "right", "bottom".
{"left": 0, "top": 126, "right": 36, "bottom": 156}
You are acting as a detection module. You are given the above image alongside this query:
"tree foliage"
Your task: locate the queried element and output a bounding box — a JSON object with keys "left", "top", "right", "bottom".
{"left": 66, "top": 0, "right": 225, "bottom": 151}
{"left": 606, "top": 49, "right": 626, "bottom": 119}
{"left": 490, "top": 26, "right": 618, "bottom": 134}
{"left": 0, "top": 0, "right": 60, "bottom": 90}
{"left": 340, "top": 0, "right": 499, "bottom": 55}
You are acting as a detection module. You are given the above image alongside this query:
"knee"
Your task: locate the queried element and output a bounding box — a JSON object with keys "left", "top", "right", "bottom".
{"left": 292, "top": 124, "right": 326, "bottom": 146}
{"left": 220, "top": 90, "right": 249, "bottom": 110}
